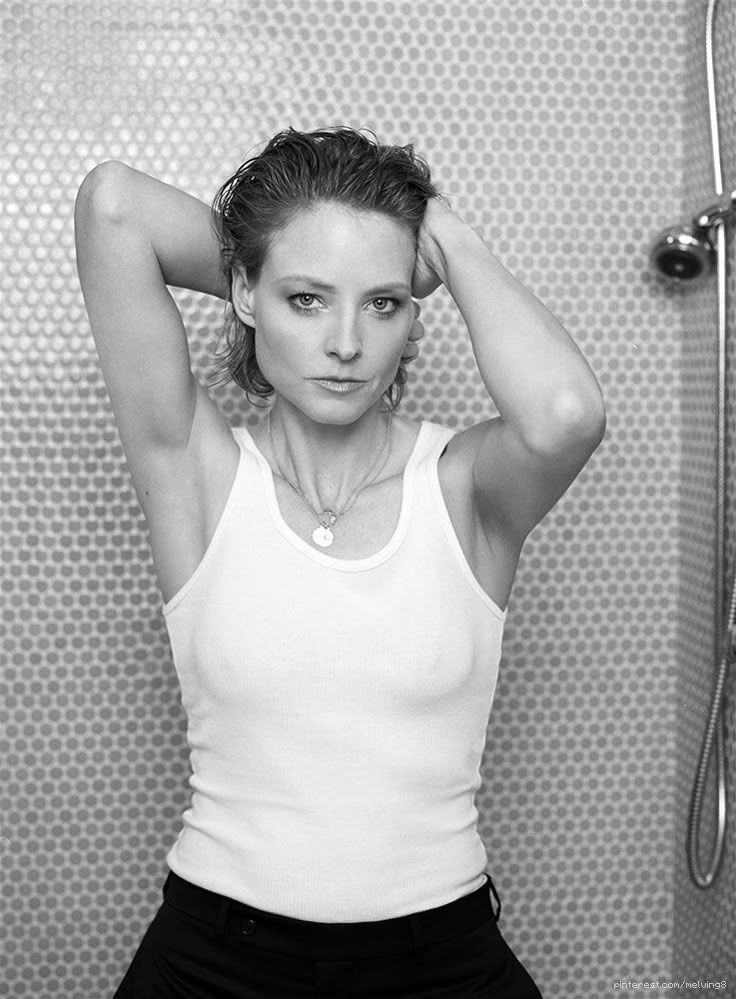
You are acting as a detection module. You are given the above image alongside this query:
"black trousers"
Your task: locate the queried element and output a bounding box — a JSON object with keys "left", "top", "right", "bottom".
{"left": 111, "top": 871, "right": 543, "bottom": 998}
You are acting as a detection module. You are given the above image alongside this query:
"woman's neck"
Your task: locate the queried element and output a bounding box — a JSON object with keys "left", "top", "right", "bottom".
{"left": 265, "top": 398, "right": 395, "bottom": 513}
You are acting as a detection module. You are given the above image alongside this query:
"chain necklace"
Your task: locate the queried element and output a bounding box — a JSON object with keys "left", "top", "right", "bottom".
{"left": 266, "top": 410, "right": 394, "bottom": 548}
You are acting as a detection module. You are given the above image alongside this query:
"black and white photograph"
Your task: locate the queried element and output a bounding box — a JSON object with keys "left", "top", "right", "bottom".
{"left": 2, "top": 1, "right": 734, "bottom": 996}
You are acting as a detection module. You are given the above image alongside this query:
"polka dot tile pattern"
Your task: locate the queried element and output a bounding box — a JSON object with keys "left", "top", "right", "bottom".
{"left": 3, "top": 0, "right": 731, "bottom": 995}
{"left": 673, "top": 0, "right": 736, "bottom": 985}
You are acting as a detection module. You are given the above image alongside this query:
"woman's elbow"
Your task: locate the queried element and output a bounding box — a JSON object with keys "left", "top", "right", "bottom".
{"left": 558, "top": 387, "right": 606, "bottom": 440}
{"left": 76, "top": 160, "right": 133, "bottom": 223}
{"left": 530, "top": 386, "right": 606, "bottom": 455}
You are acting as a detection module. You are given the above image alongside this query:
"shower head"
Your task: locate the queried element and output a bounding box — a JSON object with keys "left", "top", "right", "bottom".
{"left": 649, "top": 190, "right": 735, "bottom": 288}
{"left": 649, "top": 225, "right": 714, "bottom": 285}
{"left": 649, "top": 225, "right": 715, "bottom": 287}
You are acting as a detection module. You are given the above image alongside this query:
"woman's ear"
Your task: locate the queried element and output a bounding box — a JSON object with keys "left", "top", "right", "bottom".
{"left": 231, "top": 265, "right": 257, "bottom": 326}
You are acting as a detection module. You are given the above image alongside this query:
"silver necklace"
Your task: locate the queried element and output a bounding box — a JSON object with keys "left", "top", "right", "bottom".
{"left": 266, "top": 410, "right": 394, "bottom": 548}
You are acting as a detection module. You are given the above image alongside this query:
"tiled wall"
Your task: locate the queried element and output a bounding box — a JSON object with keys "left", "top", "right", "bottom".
{"left": 4, "top": 1, "right": 731, "bottom": 996}
{"left": 674, "top": 0, "right": 736, "bottom": 983}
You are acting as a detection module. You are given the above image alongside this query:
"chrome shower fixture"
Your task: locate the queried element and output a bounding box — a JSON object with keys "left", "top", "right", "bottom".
{"left": 649, "top": 189, "right": 735, "bottom": 287}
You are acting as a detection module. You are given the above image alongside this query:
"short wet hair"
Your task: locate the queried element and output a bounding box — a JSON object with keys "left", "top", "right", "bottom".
{"left": 210, "top": 126, "right": 437, "bottom": 409}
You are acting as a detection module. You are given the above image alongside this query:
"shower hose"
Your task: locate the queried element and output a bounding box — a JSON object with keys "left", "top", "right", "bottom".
{"left": 686, "top": 567, "right": 736, "bottom": 888}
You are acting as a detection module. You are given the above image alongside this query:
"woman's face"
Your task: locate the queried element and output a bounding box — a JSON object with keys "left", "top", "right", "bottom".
{"left": 232, "top": 201, "right": 417, "bottom": 424}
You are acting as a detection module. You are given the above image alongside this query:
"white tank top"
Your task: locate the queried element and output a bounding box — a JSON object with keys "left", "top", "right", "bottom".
{"left": 162, "top": 419, "right": 507, "bottom": 921}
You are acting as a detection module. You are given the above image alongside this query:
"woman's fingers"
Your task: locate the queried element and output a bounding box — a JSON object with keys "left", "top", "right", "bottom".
{"left": 409, "top": 318, "right": 425, "bottom": 342}
{"left": 408, "top": 303, "right": 423, "bottom": 340}
{"left": 401, "top": 309, "right": 425, "bottom": 364}
{"left": 401, "top": 340, "right": 419, "bottom": 363}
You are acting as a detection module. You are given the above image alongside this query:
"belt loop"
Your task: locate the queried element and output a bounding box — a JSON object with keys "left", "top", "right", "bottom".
{"left": 408, "top": 912, "right": 425, "bottom": 964}
{"left": 212, "top": 893, "right": 232, "bottom": 942}
{"left": 486, "top": 874, "right": 502, "bottom": 922}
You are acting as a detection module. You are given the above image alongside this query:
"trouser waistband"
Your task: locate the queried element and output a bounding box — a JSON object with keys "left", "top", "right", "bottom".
{"left": 162, "top": 871, "right": 502, "bottom": 962}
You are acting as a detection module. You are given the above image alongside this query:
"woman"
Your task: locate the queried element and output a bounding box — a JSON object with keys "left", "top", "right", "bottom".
{"left": 75, "top": 127, "right": 605, "bottom": 999}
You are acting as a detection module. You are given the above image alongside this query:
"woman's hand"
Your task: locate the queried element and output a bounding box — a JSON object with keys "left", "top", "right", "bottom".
{"left": 400, "top": 303, "right": 425, "bottom": 366}
{"left": 412, "top": 196, "right": 469, "bottom": 299}
{"left": 405, "top": 198, "right": 484, "bottom": 364}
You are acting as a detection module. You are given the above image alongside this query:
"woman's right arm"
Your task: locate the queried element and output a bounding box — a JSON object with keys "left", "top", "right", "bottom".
{"left": 74, "top": 162, "right": 239, "bottom": 593}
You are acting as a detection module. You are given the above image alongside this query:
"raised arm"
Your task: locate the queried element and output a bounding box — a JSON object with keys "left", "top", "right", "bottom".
{"left": 74, "top": 162, "right": 238, "bottom": 599}
{"left": 74, "top": 160, "right": 230, "bottom": 451}
{"left": 413, "top": 198, "right": 606, "bottom": 544}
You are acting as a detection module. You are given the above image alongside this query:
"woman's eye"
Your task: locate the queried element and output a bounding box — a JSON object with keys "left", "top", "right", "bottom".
{"left": 289, "top": 293, "right": 320, "bottom": 312}
{"left": 370, "top": 297, "right": 400, "bottom": 316}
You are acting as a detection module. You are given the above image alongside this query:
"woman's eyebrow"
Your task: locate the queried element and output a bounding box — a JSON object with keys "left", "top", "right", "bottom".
{"left": 364, "top": 283, "right": 412, "bottom": 296}
{"left": 278, "top": 275, "right": 411, "bottom": 296}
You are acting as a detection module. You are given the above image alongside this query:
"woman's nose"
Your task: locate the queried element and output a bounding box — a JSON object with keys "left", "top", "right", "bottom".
{"left": 325, "top": 313, "right": 362, "bottom": 360}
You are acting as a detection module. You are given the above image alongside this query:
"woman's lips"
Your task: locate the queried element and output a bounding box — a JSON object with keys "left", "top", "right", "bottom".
{"left": 311, "top": 378, "right": 366, "bottom": 393}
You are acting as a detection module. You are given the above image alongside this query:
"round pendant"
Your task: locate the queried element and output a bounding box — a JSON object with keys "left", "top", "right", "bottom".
{"left": 312, "top": 525, "right": 334, "bottom": 548}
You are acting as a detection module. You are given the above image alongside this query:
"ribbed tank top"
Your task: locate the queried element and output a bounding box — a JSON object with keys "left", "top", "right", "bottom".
{"left": 162, "top": 419, "right": 507, "bottom": 921}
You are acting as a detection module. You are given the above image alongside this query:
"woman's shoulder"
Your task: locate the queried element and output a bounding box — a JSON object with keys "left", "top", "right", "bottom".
{"left": 393, "top": 414, "right": 453, "bottom": 455}
{"left": 384, "top": 417, "right": 457, "bottom": 487}
{"left": 414, "top": 416, "right": 458, "bottom": 455}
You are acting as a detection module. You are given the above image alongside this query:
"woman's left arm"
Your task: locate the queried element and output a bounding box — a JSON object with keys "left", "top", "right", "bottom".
{"left": 414, "top": 198, "right": 606, "bottom": 542}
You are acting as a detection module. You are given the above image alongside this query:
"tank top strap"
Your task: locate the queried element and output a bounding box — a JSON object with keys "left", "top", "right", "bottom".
{"left": 412, "top": 420, "right": 457, "bottom": 468}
